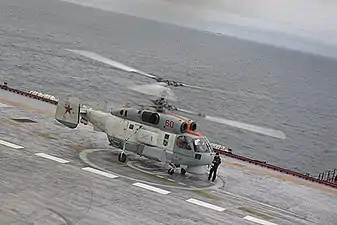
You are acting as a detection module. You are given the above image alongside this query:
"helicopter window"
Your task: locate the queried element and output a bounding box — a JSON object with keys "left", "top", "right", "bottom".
{"left": 176, "top": 136, "right": 192, "bottom": 150}
{"left": 193, "top": 138, "right": 210, "bottom": 152}
{"left": 120, "top": 110, "right": 123, "bottom": 116}
{"left": 124, "top": 110, "right": 128, "bottom": 117}
{"left": 164, "top": 134, "right": 169, "bottom": 139}
{"left": 129, "top": 124, "right": 134, "bottom": 130}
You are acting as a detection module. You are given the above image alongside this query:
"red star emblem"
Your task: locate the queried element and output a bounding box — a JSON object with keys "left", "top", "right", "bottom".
{"left": 65, "top": 103, "right": 72, "bottom": 114}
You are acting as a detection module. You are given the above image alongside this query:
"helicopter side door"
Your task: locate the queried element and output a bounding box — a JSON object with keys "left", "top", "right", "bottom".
{"left": 173, "top": 135, "right": 194, "bottom": 158}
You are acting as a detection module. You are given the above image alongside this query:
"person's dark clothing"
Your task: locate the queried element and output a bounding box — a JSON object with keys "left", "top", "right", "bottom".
{"left": 208, "top": 155, "right": 221, "bottom": 181}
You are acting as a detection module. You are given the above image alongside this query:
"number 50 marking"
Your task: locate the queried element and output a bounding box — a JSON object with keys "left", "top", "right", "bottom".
{"left": 165, "top": 120, "right": 174, "bottom": 128}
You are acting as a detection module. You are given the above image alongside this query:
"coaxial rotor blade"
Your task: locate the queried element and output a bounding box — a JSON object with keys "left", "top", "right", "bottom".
{"left": 205, "top": 116, "right": 286, "bottom": 140}
{"left": 175, "top": 108, "right": 286, "bottom": 140}
{"left": 127, "top": 82, "right": 177, "bottom": 101}
{"left": 178, "top": 83, "right": 212, "bottom": 92}
{"left": 175, "top": 108, "right": 205, "bottom": 117}
{"left": 179, "top": 83, "right": 273, "bottom": 101}
{"left": 66, "top": 49, "right": 157, "bottom": 80}
{"left": 65, "top": 49, "right": 275, "bottom": 101}
{"left": 66, "top": 49, "right": 216, "bottom": 92}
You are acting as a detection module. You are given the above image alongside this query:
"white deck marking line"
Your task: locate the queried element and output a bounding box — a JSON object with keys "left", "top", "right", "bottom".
{"left": 178, "top": 182, "right": 186, "bottom": 186}
{"left": 132, "top": 182, "right": 170, "bottom": 195}
{"left": 0, "top": 139, "right": 24, "bottom": 149}
{"left": 82, "top": 167, "right": 118, "bottom": 179}
{"left": 0, "top": 103, "right": 12, "bottom": 108}
{"left": 243, "top": 216, "right": 278, "bottom": 225}
{"left": 35, "top": 153, "right": 70, "bottom": 164}
{"left": 186, "top": 198, "right": 225, "bottom": 212}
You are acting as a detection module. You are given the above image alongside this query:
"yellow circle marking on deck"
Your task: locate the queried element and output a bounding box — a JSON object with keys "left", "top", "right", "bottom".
{"left": 0, "top": 98, "right": 54, "bottom": 115}
{"left": 223, "top": 161, "right": 337, "bottom": 195}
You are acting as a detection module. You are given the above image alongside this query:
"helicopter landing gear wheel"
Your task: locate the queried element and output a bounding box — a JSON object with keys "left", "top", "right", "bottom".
{"left": 180, "top": 168, "right": 186, "bottom": 175}
{"left": 168, "top": 168, "right": 174, "bottom": 175}
{"left": 118, "top": 152, "right": 127, "bottom": 163}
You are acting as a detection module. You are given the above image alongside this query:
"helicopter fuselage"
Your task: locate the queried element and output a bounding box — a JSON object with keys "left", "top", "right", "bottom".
{"left": 80, "top": 107, "right": 214, "bottom": 171}
{"left": 55, "top": 97, "right": 214, "bottom": 174}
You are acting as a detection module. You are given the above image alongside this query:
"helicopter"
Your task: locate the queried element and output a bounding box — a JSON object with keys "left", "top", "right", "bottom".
{"left": 55, "top": 49, "right": 286, "bottom": 175}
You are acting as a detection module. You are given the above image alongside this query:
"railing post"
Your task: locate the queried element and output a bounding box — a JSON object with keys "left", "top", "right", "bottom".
{"left": 332, "top": 169, "right": 336, "bottom": 180}
{"left": 326, "top": 170, "right": 330, "bottom": 181}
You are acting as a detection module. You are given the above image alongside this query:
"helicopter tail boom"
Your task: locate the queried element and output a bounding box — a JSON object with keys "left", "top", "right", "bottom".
{"left": 55, "top": 97, "right": 80, "bottom": 129}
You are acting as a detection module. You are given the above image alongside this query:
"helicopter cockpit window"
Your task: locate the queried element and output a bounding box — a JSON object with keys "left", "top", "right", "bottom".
{"left": 193, "top": 138, "right": 212, "bottom": 152}
{"left": 176, "top": 136, "right": 193, "bottom": 150}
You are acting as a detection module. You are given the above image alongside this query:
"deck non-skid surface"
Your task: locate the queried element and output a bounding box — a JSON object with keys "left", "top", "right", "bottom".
{"left": 1, "top": 92, "right": 337, "bottom": 224}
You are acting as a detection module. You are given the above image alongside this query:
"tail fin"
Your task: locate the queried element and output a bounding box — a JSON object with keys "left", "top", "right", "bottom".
{"left": 55, "top": 97, "right": 80, "bottom": 129}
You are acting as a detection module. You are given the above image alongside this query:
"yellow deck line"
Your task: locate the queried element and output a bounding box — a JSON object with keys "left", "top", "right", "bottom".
{"left": 0, "top": 98, "right": 55, "bottom": 115}
{"left": 223, "top": 161, "right": 337, "bottom": 195}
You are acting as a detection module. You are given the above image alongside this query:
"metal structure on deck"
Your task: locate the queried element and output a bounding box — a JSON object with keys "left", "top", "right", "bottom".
{"left": 317, "top": 168, "right": 337, "bottom": 183}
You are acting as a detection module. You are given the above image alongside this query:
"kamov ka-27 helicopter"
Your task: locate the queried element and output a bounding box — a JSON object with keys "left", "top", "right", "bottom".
{"left": 55, "top": 49, "right": 286, "bottom": 175}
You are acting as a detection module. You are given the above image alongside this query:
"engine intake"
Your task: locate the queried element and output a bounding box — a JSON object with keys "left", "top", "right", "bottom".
{"left": 180, "top": 122, "right": 188, "bottom": 133}
{"left": 189, "top": 121, "right": 197, "bottom": 131}
{"left": 141, "top": 111, "right": 160, "bottom": 125}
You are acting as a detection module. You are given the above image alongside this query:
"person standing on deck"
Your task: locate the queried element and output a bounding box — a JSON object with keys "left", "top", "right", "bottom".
{"left": 208, "top": 152, "right": 221, "bottom": 182}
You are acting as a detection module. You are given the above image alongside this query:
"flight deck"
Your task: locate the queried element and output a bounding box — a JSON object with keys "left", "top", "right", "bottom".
{"left": 1, "top": 86, "right": 337, "bottom": 225}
